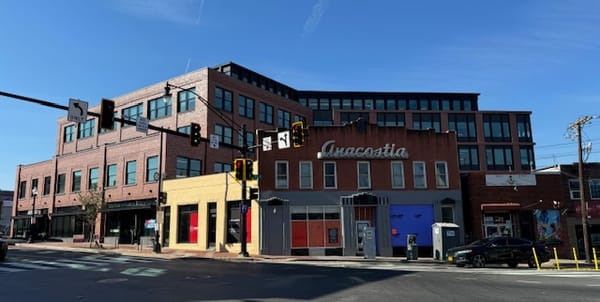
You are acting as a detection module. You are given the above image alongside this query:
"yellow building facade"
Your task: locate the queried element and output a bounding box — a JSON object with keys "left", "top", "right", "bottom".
{"left": 161, "top": 172, "right": 259, "bottom": 255}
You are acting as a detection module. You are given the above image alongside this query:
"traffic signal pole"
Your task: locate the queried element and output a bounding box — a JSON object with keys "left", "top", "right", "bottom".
{"left": 239, "top": 124, "right": 249, "bottom": 257}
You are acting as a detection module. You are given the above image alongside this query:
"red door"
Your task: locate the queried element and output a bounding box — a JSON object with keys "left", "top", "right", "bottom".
{"left": 189, "top": 212, "right": 198, "bottom": 243}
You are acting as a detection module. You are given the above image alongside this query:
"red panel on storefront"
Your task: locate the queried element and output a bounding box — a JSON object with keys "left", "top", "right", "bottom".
{"left": 246, "top": 208, "right": 252, "bottom": 243}
{"left": 189, "top": 212, "right": 198, "bottom": 243}
{"left": 308, "top": 221, "right": 325, "bottom": 247}
{"left": 291, "top": 221, "right": 307, "bottom": 247}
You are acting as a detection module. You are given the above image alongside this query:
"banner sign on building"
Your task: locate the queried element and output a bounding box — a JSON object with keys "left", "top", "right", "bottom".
{"left": 317, "top": 140, "right": 409, "bottom": 160}
{"left": 485, "top": 174, "right": 536, "bottom": 186}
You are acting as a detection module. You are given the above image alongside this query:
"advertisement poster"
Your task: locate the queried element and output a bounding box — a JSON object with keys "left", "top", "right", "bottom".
{"left": 535, "top": 209, "right": 562, "bottom": 245}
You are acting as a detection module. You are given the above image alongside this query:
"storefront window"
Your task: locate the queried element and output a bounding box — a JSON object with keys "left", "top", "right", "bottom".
{"left": 177, "top": 205, "right": 198, "bottom": 244}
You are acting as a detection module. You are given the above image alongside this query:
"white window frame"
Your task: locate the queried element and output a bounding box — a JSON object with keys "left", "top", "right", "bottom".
{"left": 569, "top": 179, "right": 580, "bottom": 200}
{"left": 275, "top": 160, "right": 289, "bottom": 189}
{"left": 391, "top": 161, "right": 405, "bottom": 189}
{"left": 435, "top": 161, "right": 449, "bottom": 189}
{"left": 323, "top": 161, "right": 337, "bottom": 189}
{"left": 357, "top": 161, "right": 371, "bottom": 189}
{"left": 299, "top": 161, "right": 313, "bottom": 189}
{"left": 413, "top": 161, "right": 427, "bottom": 189}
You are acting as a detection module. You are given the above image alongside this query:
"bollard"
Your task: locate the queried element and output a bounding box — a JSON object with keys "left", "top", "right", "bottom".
{"left": 572, "top": 247, "right": 579, "bottom": 270}
{"left": 553, "top": 247, "right": 560, "bottom": 270}
{"left": 532, "top": 247, "right": 540, "bottom": 270}
{"left": 594, "top": 248, "right": 598, "bottom": 271}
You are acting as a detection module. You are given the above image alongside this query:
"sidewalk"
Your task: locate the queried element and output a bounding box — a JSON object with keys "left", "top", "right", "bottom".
{"left": 8, "top": 238, "right": 600, "bottom": 270}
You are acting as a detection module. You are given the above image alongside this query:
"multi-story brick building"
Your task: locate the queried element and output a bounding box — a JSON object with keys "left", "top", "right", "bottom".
{"left": 12, "top": 61, "right": 539, "bottom": 257}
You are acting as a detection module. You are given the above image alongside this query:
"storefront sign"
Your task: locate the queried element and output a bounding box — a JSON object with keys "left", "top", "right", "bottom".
{"left": 485, "top": 174, "right": 536, "bottom": 186}
{"left": 317, "top": 140, "right": 409, "bottom": 159}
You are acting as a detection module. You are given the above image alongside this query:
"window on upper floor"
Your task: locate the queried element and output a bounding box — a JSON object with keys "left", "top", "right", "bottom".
{"left": 214, "top": 162, "right": 232, "bottom": 173}
{"left": 377, "top": 112, "right": 405, "bottom": 127}
{"left": 215, "top": 124, "right": 233, "bottom": 145}
{"left": 106, "top": 164, "right": 117, "bottom": 187}
{"left": 517, "top": 114, "right": 532, "bottom": 142}
{"left": 146, "top": 156, "right": 158, "bottom": 182}
{"left": 294, "top": 115, "right": 306, "bottom": 123}
{"left": 299, "top": 161, "right": 313, "bottom": 189}
{"left": 278, "top": 109, "right": 291, "bottom": 129}
{"left": 483, "top": 114, "right": 511, "bottom": 142}
{"left": 31, "top": 178, "right": 38, "bottom": 195}
{"left": 56, "top": 174, "right": 66, "bottom": 194}
{"left": 259, "top": 102, "right": 274, "bottom": 125}
{"left": 340, "top": 112, "right": 369, "bottom": 124}
{"left": 458, "top": 145, "right": 480, "bottom": 171}
{"left": 412, "top": 113, "right": 441, "bottom": 132}
{"left": 275, "top": 161, "right": 289, "bottom": 189}
{"left": 238, "top": 95, "right": 254, "bottom": 119}
{"left": 18, "top": 180, "right": 26, "bottom": 199}
{"left": 435, "top": 162, "right": 449, "bottom": 189}
{"left": 237, "top": 131, "right": 255, "bottom": 151}
{"left": 176, "top": 156, "right": 202, "bottom": 178}
{"left": 125, "top": 160, "right": 137, "bottom": 185}
{"left": 71, "top": 170, "right": 82, "bottom": 192}
{"left": 590, "top": 179, "right": 600, "bottom": 199}
{"left": 148, "top": 96, "right": 172, "bottom": 120}
{"left": 178, "top": 88, "right": 196, "bottom": 113}
{"left": 324, "top": 162, "right": 337, "bottom": 189}
{"left": 448, "top": 113, "right": 477, "bottom": 142}
{"left": 177, "top": 125, "right": 191, "bottom": 135}
{"left": 357, "top": 161, "right": 371, "bottom": 189}
{"left": 64, "top": 125, "right": 75, "bottom": 143}
{"left": 519, "top": 146, "right": 535, "bottom": 171}
{"left": 43, "top": 176, "right": 51, "bottom": 195}
{"left": 88, "top": 167, "right": 99, "bottom": 190}
{"left": 569, "top": 179, "right": 580, "bottom": 200}
{"left": 122, "top": 103, "right": 143, "bottom": 127}
{"left": 78, "top": 119, "right": 95, "bottom": 139}
{"left": 391, "top": 161, "right": 405, "bottom": 189}
{"left": 413, "top": 161, "right": 427, "bottom": 189}
{"left": 215, "top": 87, "right": 232, "bottom": 112}
{"left": 99, "top": 112, "right": 118, "bottom": 133}
{"left": 485, "top": 145, "right": 513, "bottom": 171}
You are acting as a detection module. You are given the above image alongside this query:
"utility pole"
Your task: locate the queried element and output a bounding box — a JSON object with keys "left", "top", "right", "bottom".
{"left": 568, "top": 116, "right": 593, "bottom": 263}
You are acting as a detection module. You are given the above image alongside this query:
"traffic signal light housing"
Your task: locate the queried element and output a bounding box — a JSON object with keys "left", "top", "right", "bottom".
{"left": 248, "top": 187, "right": 259, "bottom": 200}
{"left": 99, "top": 99, "right": 115, "bottom": 130}
{"left": 158, "top": 192, "right": 167, "bottom": 204}
{"left": 234, "top": 158, "right": 245, "bottom": 181}
{"left": 190, "top": 122, "right": 201, "bottom": 146}
{"left": 291, "top": 121, "right": 304, "bottom": 148}
{"left": 245, "top": 159, "right": 254, "bottom": 181}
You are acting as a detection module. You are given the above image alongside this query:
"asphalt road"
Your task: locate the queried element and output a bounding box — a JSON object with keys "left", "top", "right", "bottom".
{"left": 1, "top": 247, "right": 599, "bottom": 302}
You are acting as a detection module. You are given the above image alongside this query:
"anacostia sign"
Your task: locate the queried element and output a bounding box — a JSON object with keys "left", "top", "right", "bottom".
{"left": 317, "top": 140, "right": 409, "bottom": 159}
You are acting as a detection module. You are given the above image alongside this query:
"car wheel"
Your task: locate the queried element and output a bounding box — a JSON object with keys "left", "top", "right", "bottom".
{"left": 528, "top": 256, "right": 537, "bottom": 268}
{"left": 508, "top": 261, "right": 519, "bottom": 268}
{"left": 472, "top": 254, "right": 486, "bottom": 268}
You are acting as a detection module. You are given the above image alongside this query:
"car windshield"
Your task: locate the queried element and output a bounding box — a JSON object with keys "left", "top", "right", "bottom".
{"left": 467, "top": 238, "right": 495, "bottom": 246}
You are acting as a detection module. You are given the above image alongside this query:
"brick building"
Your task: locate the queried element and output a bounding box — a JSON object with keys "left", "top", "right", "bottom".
{"left": 12, "top": 61, "right": 542, "bottom": 258}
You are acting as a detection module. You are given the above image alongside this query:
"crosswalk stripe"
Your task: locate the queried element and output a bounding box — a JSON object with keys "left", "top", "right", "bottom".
{"left": 0, "top": 264, "right": 28, "bottom": 272}
{"left": 58, "top": 259, "right": 109, "bottom": 266}
{"left": 3, "top": 261, "right": 56, "bottom": 270}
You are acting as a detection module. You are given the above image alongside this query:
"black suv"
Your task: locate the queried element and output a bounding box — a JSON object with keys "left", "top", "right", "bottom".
{"left": 447, "top": 237, "right": 550, "bottom": 268}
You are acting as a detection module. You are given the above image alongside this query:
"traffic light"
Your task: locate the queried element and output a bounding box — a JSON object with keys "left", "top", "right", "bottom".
{"left": 245, "top": 159, "right": 254, "bottom": 180}
{"left": 248, "top": 187, "right": 259, "bottom": 200}
{"left": 190, "top": 122, "right": 201, "bottom": 146}
{"left": 99, "top": 99, "right": 115, "bottom": 130}
{"left": 291, "top": 121, "right": 304, "bottom": 148}
{"left": 158, "top": 192, "right": 167, "bottom": 204}
{"left": 234, "top": 158, "right": 245, "bottom": 181}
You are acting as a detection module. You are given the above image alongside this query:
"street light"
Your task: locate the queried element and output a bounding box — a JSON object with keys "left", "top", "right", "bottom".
{"left": 28, "top": 187, "right": 38, "bottom": 243}
{"left": 164, "top": 82, "right": 251, "bottom": 257}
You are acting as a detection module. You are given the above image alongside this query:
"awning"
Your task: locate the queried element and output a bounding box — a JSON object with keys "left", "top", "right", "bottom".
{"left": 480, "top": 202, "right": 521, "bottom": 211}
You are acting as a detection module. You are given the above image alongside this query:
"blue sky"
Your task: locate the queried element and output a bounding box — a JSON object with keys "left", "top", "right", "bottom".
{"left": 1, "top": 0, "right": 599, "bottom": 191}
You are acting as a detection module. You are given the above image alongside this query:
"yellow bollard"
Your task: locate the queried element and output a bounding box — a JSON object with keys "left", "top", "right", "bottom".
{"left": 594, "top": 248, "right": 598, "bottom": 271}
{"left": 553, "top": 247, "right": 560, "bottom": 270}
{"left": 532, "top": 247, "right": 540, "bottom": 270}
{"left": 572, "top": 247, "right": 580, "bottom": 270}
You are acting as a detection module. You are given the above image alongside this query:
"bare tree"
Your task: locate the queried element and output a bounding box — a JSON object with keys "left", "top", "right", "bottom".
{"left": 78, "top": 189, "right": 106, "bottom": 248}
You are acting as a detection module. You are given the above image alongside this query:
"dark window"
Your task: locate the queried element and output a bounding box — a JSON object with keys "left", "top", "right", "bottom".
{"left": 259, "top": 102, "right": 274, "bottom": 125}
{"left": 78, "top": 119, "right": 95, "bottom": 139}
{"left": 340, "top": 112, "right": 369, "bottom": 124}
{"left": 517, "top": 114, "right": 532, "bottom": 142}
{"left": 227, "top": 201, "right": 241, "bottom": 243}
{"left": 238, "top": 131, "right": 255, "bottom": 150}
{"left": 214, "top": 162, "right": 233, "bottom": 173}
{"left": 448, "top": 113, "right": 477, "bottom": 141}
{"left": 56, "top": 174, "right": 66, "bottom": 194}
{"left": 377, "top": 112, "right": 405, "bottom": 127}
{"left": 148, "top": 96, "right": 172, "bottom": 120}
{"left": 177, "top": 204, "right": 198, "bottom": 244}
{"left": 176, "top": 156, "right": 202, "bottom": 178}
{"left": 412, "top": 113, "right": 441, "bottom": 132}
{"left": 88, "top": 167, "right": 99, "bottom": 190}
{"left": 125, "top": 160, "right": 136, "bottom": 185}
{"left": 71, "top": 170, "right": 81, "bottom": 192}
{"left": 146, "top": 156, "right": 158, "bottom": 182}
{"left": 519, "top": 146, "right": 535, "bottom": 171}
{"left": 18, "top": 180, "right": 27, "bottom": 199}
{"left": 177, "top": 126, "right": 191, "bottom": 134}
{"left": 178, "top": 88, "right": 196, "bottom": 113}
{"left": 238, "top": 95, "right": 254, "bottom": 119}
{"left": 486, "top": 145, "right": 514, "bottom": 170}
{"left": 278, "top": 109, "right": 291, "bottom": 129}
{"left": 215, "top": 87, "right": 232, "bottom": 112}
{"left": 122, "top": 104, "right": 143, "bottom": 127}
{"left": 64, "top": 125, "right": 75, "bottom": 143}
{"left": 458, "top": 145, "right": 480, "bottom": 170}
{"left": 43, "top": 176, "right": 51, "bottom": 195}
{"left": 483, "top": 114, "right": 511, "bottom": 142}
{"left": 106, "top": 164, "right": 117, "bottom": 187}
{"left": 215, "top": 124, "right": 233, "bottom": 144}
